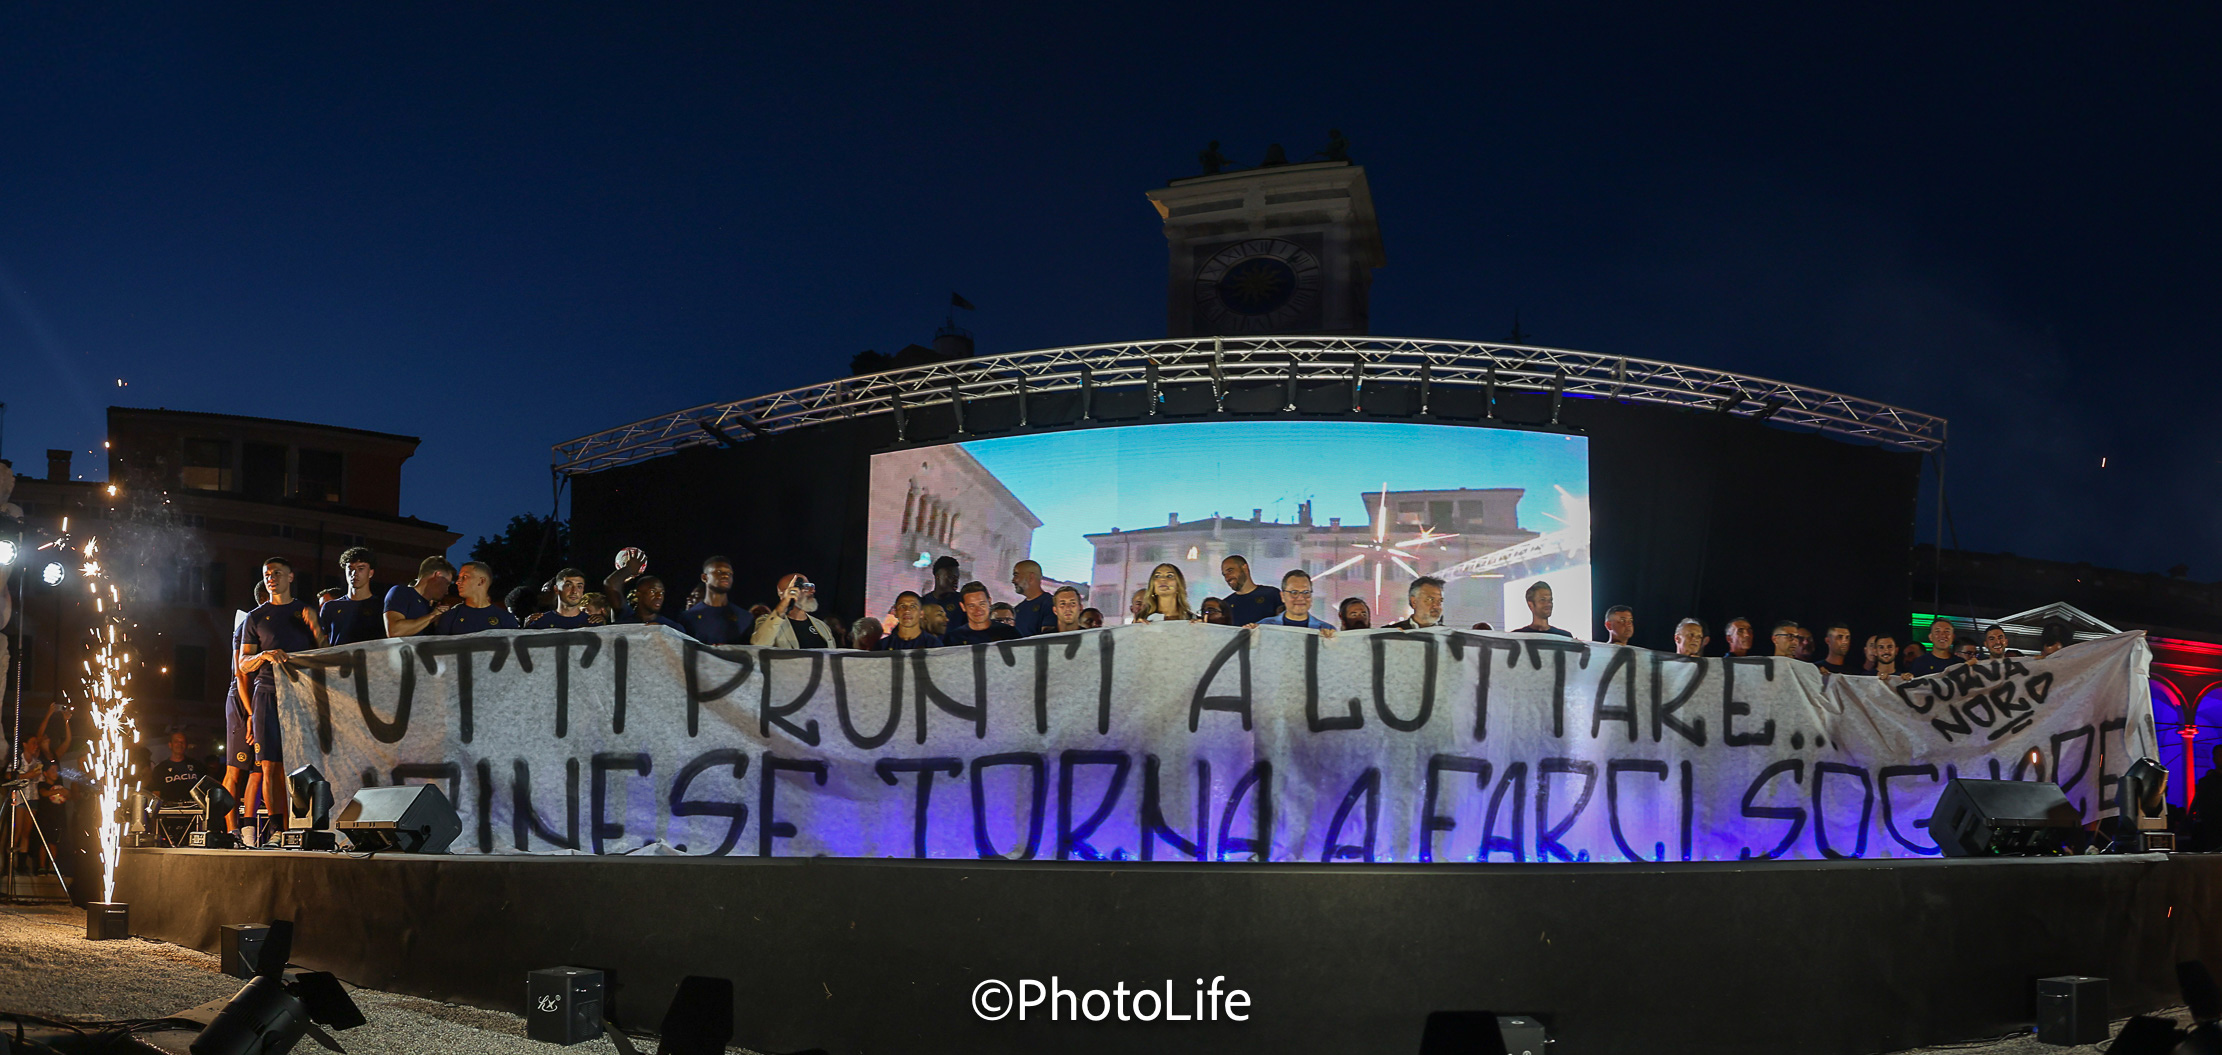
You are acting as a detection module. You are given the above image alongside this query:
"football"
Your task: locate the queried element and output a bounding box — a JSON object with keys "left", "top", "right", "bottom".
{"left": 615, "top": 546, "right": 647, "bottom": 571}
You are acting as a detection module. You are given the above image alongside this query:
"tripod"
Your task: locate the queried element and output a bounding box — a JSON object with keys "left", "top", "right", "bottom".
{"left": 3, "top": 777, "right": 71, "bottom": 900}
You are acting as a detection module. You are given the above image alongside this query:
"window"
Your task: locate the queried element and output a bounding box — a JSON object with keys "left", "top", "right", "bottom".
{"left": 181, "top": 438, "right": 231, "bottom": 491}
{"left": 1265, "top": 540, "right": 1292, "bottom": 558}
{"left": 241, "top": 442, "right": 287, "bottom": 502}
{"left": 1139, "top": 546, "right": 1163, "bottom": 563}
{"left": 1095, "top": 547, "right": 1120, "bottom": 565}
{"left": 172, "top": 644, "right": 208, "bottom": 703}
{"left": 1396, "top": 500, "right": 1423, "bottom": 526}
{"left": 165, "top": 563, "right": 209, "bottom": 606}
{"left": 297, "top": 449, "right": 344, "bottom": 503}
{"left": 1430, "top": 501, "right": 1453, "bottom": 528}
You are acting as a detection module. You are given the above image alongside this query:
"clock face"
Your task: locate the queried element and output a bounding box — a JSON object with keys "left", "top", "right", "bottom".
{"left": 1194, "top": 238, "right": 1322, "bottom": 333}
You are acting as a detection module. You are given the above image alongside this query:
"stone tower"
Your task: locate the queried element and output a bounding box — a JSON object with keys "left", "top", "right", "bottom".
{"left": 1145, "top": 160, "right": 1384, "bottom": 338}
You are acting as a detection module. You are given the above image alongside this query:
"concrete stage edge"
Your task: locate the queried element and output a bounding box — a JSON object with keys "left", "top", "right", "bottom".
{"left": 118, "top": 849, "right": 2222, "bottom": 1054}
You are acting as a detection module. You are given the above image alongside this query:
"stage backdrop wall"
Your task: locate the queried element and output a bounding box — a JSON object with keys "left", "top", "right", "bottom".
{"left": 277, "top": 623, "right": 2154, "bottom": 864}
{"left": 568, "top": 385, "right": 1922, "bottom": 653}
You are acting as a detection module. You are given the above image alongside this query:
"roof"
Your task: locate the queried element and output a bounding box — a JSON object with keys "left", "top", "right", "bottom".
{"left": 108, "top": 406, "right": 422, "bottom": 446}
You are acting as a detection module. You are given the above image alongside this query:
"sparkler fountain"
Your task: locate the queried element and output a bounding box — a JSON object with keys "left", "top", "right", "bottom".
{"left": 78, "top": 536, "right": 137, "bottom": 940}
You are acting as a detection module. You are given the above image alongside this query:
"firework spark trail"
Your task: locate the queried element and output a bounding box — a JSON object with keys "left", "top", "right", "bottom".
{"left": 78, "top": 537, "right": 136, "bottom": 904}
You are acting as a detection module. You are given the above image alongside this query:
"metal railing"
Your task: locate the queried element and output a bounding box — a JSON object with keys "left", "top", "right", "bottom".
{"left": 552, "top": 336, "right": 1947, "bottom": 476}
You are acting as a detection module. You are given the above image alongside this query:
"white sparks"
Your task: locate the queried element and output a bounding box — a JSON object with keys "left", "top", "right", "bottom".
{"left": 78, "top": 536, "right": 137, "bottom": 904}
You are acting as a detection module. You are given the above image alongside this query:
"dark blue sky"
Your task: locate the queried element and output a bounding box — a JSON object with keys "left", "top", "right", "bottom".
{"left": 4, "top": 5, "right": 2215, "bottom": 574}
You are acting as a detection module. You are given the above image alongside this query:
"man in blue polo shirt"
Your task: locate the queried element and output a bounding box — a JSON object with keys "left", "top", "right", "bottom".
{"left": 319, "top": 546, "right": 388, "bottom": 646}
{"left": 1008, "top": 560, "right": 1052, "bottom": 637}
{"left": 435, "top": 562, "right": 521, "bottom": 635}
{"left": 680, "top": 555, "right": 748, "bottom": 644}
{"left": 525, "top": 568, "right": 594, "bottom": 630}
{"left": 237, "top": 557, "right": 325, "bottom": 845}
{"left": 384, "top": 555, "right": 457, "bottom": 638}
{"left": 1249, "top": 569, "right": 1335, "bottom": 633}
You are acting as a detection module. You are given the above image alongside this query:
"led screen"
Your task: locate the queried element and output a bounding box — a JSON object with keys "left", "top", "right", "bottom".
{"left": 865, "top": 420, "right": 1590, "bottom": 634}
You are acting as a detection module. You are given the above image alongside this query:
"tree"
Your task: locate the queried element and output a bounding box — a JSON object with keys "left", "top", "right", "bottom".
{"left": 469, "top": 513, "right": 570, "bottom": 599}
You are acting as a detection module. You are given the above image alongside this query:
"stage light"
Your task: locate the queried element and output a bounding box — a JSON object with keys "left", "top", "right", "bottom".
{"left": 733, "top": 413, "right": 770, "bottom": 440}
{"left": 1078, "top": 363, "right": 1096, "bottom": 421}
{"left": 1418, "top": 359, "right": 1433, "bottom": 416}
{"left": 2108, "top": 1015, "right": 2186, "bottom": 1055}
{"left": 947, "top": 379, "right": 967, "bottom": 435}
{"left": 1547, "top": 370, "right": 1566, "bottom": 426}
{"left": 889, "top": 387, "right": 908, "bottom": 440}
{"left": 693, "top": 417, "right": 738, "bottom": 450}
{"left": 2115, "top": 758, "right": 2174, "bottom": 851}
{"left": 1752, "top": 397, "right": 1786, "bottom": 421}
{"left": 192, "top": 919, "right": 365, "bottom": 1055}
{"left": 0, "top": 538, "right": 15, "bottom": 564}
{"left": 1013, "top": 369, "right": 1031, "bottom": 427}
{"left": 188, "top": 776, "right": 239, "bottom": 848}
{"left": 278, "top": 765, "right": 337, "bottom": 850}
{"left": 42, "top": 561, "right": 64, "bottom": 586}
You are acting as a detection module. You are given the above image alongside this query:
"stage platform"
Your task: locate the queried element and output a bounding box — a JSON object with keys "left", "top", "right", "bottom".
{"left": 116, "top": 848, "right": 2222, "bottom": 1054}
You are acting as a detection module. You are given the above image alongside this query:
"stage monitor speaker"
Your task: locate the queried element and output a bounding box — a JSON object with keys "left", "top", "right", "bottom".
{"left": 658, "top": 976, "right": 733, "bottom": 1055}
{"left": 1929, "top": 778, "right": 2082, "bottom": 857}
{"left": 220, "top": 924, "right": 270, "bottom": 979}
{"left": 528, "top": 967, "right": 605, "bottom": 1047}
{"left": 1418, "top": 1011, "right": 1548, "bottom": 1055}
{"left": 335, "top": 784, "right": 461, "bottom": 854}
{"left": 2034, "top": 975, "right": 2107, "bottom": 1045}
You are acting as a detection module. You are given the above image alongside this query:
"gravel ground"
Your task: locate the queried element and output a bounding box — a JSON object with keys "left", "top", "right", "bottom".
{"left": 0, "top": 897, "right": 2196, "bottom": 1054}
{"left": 0, "top": 899, "right": 759, "bottom": 1054}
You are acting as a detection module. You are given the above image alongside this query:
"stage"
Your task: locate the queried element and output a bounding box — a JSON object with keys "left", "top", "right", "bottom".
{"left": 116, "top": 847, "right": 2222, "bottom": 1054}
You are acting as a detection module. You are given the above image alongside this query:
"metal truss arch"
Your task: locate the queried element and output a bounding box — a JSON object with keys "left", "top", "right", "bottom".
{"left": 553, "top": 336, "right": 1947, "bottom": 477}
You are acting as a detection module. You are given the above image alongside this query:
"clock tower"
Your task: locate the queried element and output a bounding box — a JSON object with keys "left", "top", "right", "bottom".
{"left": 1146, "top": 160, "right": 1384, "bottom": 338}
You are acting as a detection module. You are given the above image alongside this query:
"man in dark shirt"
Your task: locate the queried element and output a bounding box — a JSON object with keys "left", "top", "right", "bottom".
{"left": 1673, "top": 618, "right": 1709, "bottom": 658}
{"left": 1767, "top": 620, "right": 1804, "bottom": 658}
{"left": 1983, "top": 624, "right": 2016, "bottom": 660}
{"left": 435, "top": 562, "right": 523, "bottom": 635}
{"left": 922, "top": 556, "right": 966, "bottom": 617}
{"left": 1718, "top": 617, "right": 1757, "bottom": 658}
{"left": 1035, "top": 586, "right": 1087, "bottom": 635}
{"left": 1008, "top": 560, "right": 1052, "bottom": 637}
{"left": 238, "top": 557, "right": 325, "bottom": 843}
{"left": 1386, "top": 577, "right": 1448, "bottom": 630}
{"left": 944, "top": 581, "right": 1021, "bottom": 645}
{"left": 1601, "top": 605, "right": 1634, "bottom": 646}
{"left": 1901, "top": 619, "right": 1958, "bottom": 677}
{"left": 1816, "top": 622, "right": 1860, "bottom": 674}
{"left": 384, "top": 556, "right": 457, "bottom": 638}
{"left": 1217, "top": 555, "right": 1283, "bottom": 626}
{"left": 1339, "top": 597, "right": 1371, "bottom": 630}
{"left": 1513, "top": 581, "right": 1573, "bottom": 637}
{"left": 148, "top": 731, "right": 206, "bottom": 805}
{"left": 990, "top": 602, "right": 1016, "bottom": 627}
{"left": 680, "top": 556, "right": 749, "bottom": 644}
{"left": 319, "top": 546, "right": 387, "bottom": 646}
{"left": 525, "top": 568, "right": 595, "bottom": 630}
{"left": 879, "top": 592, "right": 942, "bottom": 650}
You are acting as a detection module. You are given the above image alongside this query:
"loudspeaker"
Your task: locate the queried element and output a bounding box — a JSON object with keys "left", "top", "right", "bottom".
{"left": 335, "top": 784, "right": 461, "bottom": 854}
{"left": 1929, "top": 779, "right": 2083, "bottom": 857}
{"left": 2034, "top": 975, "right": 2108, "bottom": 1045}
{"left": 528, "top": 967, "right": 605, "bottom": 1046}
{"left": 220, "top": 924, "right": 269, "bottom": 979}
{"left": 658, "top": 976, "right": 733, "bottom": 1055}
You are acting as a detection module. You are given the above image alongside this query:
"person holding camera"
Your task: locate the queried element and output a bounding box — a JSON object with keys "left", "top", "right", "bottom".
{"left": 750, "top": 572, "right": 839, "bottom": 649}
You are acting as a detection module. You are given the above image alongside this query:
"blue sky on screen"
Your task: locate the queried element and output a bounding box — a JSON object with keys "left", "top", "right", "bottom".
{"left": 959, "top": 421, "right": 1590, "bottom": 584}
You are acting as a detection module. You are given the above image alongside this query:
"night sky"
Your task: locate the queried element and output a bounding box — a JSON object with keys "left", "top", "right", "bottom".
{"left": 4, "top": 6, "right": 2215, "bottom": 576}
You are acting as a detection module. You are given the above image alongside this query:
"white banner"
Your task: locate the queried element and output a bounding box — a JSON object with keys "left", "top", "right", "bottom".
{"left": 275, "top": 625, "right": 2157, "bottom": 862}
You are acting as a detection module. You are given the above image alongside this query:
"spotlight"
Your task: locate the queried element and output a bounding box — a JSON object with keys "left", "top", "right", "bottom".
{"left": 659, "top": 976, "right": 735, "bottom": 1055}
{"left": 42, "top": 561, "right": 64, "bottom": 586}
{"left": 0, "top": 537, "right": 15, "bottom": 564}
{"left": 188, "top": 776, "right": 240, "bottom": 849}
{"left": 1418, "top": 1011, "right": 1548, "bottom": 1054}
{"left": 191, "top": 919, "right": 365, "bottom": 1055}
{"left": 277, "top": 765, "right": 337, "bottom": 850}
{"left": 2114, "top": 758, "right": 2175, "bottom": 852}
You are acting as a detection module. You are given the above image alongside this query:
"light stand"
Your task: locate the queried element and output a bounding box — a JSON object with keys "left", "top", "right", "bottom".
{"left": 2, "top": 775, "right": 71, "bottom": 900}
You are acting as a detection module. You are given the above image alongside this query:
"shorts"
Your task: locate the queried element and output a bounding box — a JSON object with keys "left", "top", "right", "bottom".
{"left": 224, "top": 686, "right": 254, "bottom": 771}
{"left": 251, "top": 686, "right": 283, "bottom": 765}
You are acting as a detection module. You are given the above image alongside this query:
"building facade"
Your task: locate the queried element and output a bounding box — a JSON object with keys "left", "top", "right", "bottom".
{"left": 4, "top": 407, "right": 457, "bottom": 755}
{"left": 1086, "top": 489, "right": 1539, "bottom": 627}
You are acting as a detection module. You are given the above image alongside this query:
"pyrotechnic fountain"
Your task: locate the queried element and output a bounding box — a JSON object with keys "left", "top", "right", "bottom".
{"left": 78, "top": 536, "right": 137, "bottom": 940}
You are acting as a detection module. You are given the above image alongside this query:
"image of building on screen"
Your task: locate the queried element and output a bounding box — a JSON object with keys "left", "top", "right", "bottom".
{"left": 1084, "top": 487, "right": 1586, "bottom": 629}
{"left": 865, "top": 444, "right": 1043, "bottom": 612}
